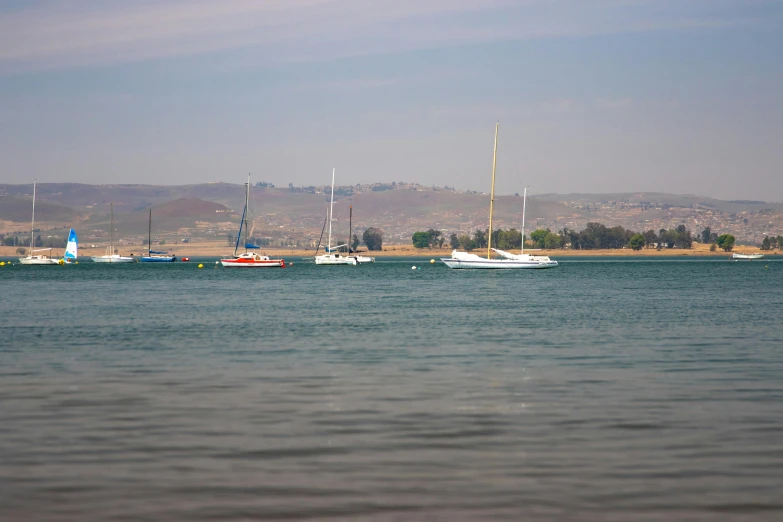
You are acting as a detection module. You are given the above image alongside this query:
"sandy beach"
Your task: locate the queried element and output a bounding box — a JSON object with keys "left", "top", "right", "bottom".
{"left": 1, "top": 241, "right": 771, "bottom": 258}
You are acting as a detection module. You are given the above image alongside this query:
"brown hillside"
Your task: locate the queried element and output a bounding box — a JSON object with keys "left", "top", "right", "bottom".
{"left": 0, "top": 195, "right": 78, "bottom": 223}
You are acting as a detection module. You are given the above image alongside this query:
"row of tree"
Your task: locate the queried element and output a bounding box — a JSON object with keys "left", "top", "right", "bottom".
{"left": 761, "top": 235, "right": 783, "bottom": 251}
{"left": 1, "top": 234, "right": 66, "bottom": 248}
{"left": 342, "top": 228, "right": 384, "bottom": 251}
{"left": 412, "top": 223, "right": 745, "bottom": 251}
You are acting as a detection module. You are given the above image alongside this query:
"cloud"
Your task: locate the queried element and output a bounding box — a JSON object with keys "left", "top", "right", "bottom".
{"left": 0, "top": 0, "right": 765, "bottom": 73}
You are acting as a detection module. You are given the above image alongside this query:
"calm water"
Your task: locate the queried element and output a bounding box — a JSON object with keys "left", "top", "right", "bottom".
{"left": 1, "top": 256, "right": 782, "bottom": 521}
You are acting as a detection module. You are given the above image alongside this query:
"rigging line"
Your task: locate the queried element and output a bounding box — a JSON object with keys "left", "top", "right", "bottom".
{"left": 314, "top": 207, "right": 328, "bottom": 256}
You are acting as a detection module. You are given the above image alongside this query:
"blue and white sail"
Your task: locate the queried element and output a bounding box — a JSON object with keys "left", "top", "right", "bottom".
{"left": 64, "top": 228, "right": 78, "bottom": 262}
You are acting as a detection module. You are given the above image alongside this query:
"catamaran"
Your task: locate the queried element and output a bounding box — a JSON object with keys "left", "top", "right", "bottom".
{"left": 315, "top": 168, "right": 357, "bottom": 265}
{"left": 63, "top": 228, "right": 78, "bottom": 263}
{"left": 220, "top": 175, "right": 285, "bottom": 268}
{"left": 141, "top": 209, "right": 176, "bottom": 262}
{"left": 91, "top": 203, "right": 135, "bottom": 263}
{"left": 441, "top": 123, "right": 558, "bottom": 269}
{"left": 18, "top": 180, "right": 62, "bottom": 265}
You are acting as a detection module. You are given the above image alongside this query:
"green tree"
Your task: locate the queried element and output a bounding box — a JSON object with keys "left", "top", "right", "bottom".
{"left": 716, "top": 234, "right": 735, "bottom": 252}
{"left": 701, "top": 227, "right": 711, "bottom": 244}
{"left": 426, "top": 229, "right": 442, "bottom": 248}
{"left": 494, "top": 229, "right": 522, "bottom": 250}
{"left": 458, "top": 234, "right": 473, "bottom": 250}
{"left": 363, "top": 228, "right": 383, "bottom": 251}
{"left": 643, "top": 230, "right": 658, "bottom": 248}
{"left": 412, "top": 231, "right": 430, "bottom": 249}
{"left": 530, "top": 229, "right": 548, "bottom": 248}
{"left": 449, "top": 233, "right": 459, "bottom": 249}
{"left": 629, "top": 233, "right": 646, "bottom": 251}
{"left": 543, "top": 232, "right": 562, "bottom": 249}
{"left": 761, "top": 236, "right": 771, "bottom": 251}
{"left": 473, "top": 229, "right": 487, "bottom": 249}
{"left": 710, "top": 243, "right": 717, "bottom": 252}
{"left": 16, "top": 247, "right": 26, "bottom": 255}
{"left": 351, "top": 234, "right": 360, "bottom": 251}
{"left": 777, "top": 235, "right": 783, "bottom": 250}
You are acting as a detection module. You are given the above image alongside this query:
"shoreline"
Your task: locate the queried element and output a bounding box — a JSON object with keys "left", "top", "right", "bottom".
{"left": 1, "top": 243, "right": 772, "bottom": 258}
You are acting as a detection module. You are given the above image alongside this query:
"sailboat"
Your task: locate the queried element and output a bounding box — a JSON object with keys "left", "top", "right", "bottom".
{"left": 346, "top": 205, "right": 375, "bottom": 264}
{"left": 315, "top": 168, "right": 357, "bottom": 265}
{"left": 220, "top": 175, "right": 285, "bottom": 267}
{"left": 18, "top": 179, "right": 62, "bottom": 265}
{"left": 141, "top": 209, "right": 176, "bottom": 262}
{"left": 91, "top": 203, "right": 135, "bottom": 263}
{"left": 63, "top": 228, "right": 78, "bottom": 263}
{"left": 441, "top": 123, "right": 558, "bottom": 269}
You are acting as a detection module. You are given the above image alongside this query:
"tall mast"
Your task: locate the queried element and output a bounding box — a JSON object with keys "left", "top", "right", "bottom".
{"left": 487, "top": 122, "right": 499, "bottom": 259}
{"left": 327, "top": 167, "right": 335, "bottom": 253}
{"left": 30, "top": 179, "right": 36, "bottom": 252}
{"left": 244, "top": 173, "right": 250, "bottom": 253}
{"left": 110, "top": 203, "right": 114, "bottom": 255}
{"left": 521, "top": 186, "right": 527, "bottom": 255}
{"left": 148, "top": 208, "right": 152, "bottom": 257}
{"left": 348, "top": 205, "right": 353, "bottom": 253}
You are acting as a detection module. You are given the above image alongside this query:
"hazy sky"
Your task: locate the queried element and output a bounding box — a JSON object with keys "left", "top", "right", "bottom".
{"left": 1, "top": 0, "right": 781, "bottom": 200}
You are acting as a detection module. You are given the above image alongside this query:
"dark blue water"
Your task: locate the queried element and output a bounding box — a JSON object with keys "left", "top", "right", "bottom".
{"left": 1, "top": 257, "right": 782, "bottom": 521}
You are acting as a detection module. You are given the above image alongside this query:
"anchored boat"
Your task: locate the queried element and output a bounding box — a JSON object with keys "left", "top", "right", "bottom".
{"left": 141, "top": 209, "right": 176, "bottom": 262}
{"left": 220, "top": 175, "right": 285, "bottom": 268}
{"left": 441, "top": 123, "right": 557, "bottom": 270}
{"left": 732, "top": 252, "right": 763, "bottom": 260}
{"left": 91, "top": 203, "right": 135, "bottom": 263}
{"left": 314, "top": 168, "right": 357, "bottom": 266}
{"left": 19, "top": 180, "right": 62, "bottom": 265}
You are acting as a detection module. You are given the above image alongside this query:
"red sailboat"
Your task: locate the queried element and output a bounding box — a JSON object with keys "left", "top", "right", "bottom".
{"left": 220, "top": 175, "right": 285, "bottom": 268}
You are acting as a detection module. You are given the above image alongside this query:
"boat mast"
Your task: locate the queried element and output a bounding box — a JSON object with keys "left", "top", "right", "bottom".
{"left": 148, "top": 208, "right": 152, "bottom": 257}
{"left": 30, "top": 179, "right": 36, "bottom": 253}
{"left": 348, "top": 205, "right": 353, "bottom": 253}
{"left": 327, "top": 167, "right": 335, "bottom": 253}
{"left": 487, "top": 122, "right": 499, "bottom": 259}
{"left": 521, "top": 186, "right": 527, "bottom": 255}
{"left": 110, "top": 203, "right": 114, "bottom": 255}
{"left": 244, "top": 174, "right": 250, "bottom": 254}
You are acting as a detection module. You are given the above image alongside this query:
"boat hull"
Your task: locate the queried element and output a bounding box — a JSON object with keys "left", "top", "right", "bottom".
{"left": 220, "top": 258, "right": 285, "bottom": 268}
{"left": 141, "top": 256, "right": 176, "bottom": 262}
{"left": 441, "top": 258, "right": 558, "bottom": 269}
{"left": 19, "top": 256, "right": 61, "bottom": 265}
{"left": 732, "top": 253, "right": 763, "bottom": 260}
{"left": 91, "top": 256, "right": 135, "bottom": 263}
{"left": 315, "top": 255, "right": 357, "bottom": 265}
{"left": 351, "top": 255, "right": 375, "bottom": 263}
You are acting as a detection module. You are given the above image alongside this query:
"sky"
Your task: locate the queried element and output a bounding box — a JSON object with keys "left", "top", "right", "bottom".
{"left": 0, "top": 0, "right": 781, "bottom": 200}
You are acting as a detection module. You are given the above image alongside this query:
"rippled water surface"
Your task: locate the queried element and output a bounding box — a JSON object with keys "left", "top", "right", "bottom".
{"left": 2, "top": 256, "right": 782, "bottom": 521}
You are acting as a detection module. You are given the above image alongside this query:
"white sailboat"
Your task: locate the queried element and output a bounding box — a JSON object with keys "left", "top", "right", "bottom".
{"left": 441, "top": 123, "right": 558, "bottom": 269}
{"left": 732, "top": 252, "right": 763, "bottom": 260}
{"left": 315, "top": 168, "right": 357, "bottom": 265}
{"left": 91, "top": 203, "right": 135, "bottom": 263}
{"left": 63, "top": 228, "right": 78, "bottom": 263}
{"left": 18, "top": 180, "right": 62, "bottom": 265}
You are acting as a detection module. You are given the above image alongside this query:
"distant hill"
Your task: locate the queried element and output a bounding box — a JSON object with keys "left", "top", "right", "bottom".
{"left": 82, "top": 198, "right": 236, "bottom": 237}
{"left": 0, "top": 195, "right": 78, "bottom": 223}
{"left": 1, "top": 183, "right": 781, "bottom": 245}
